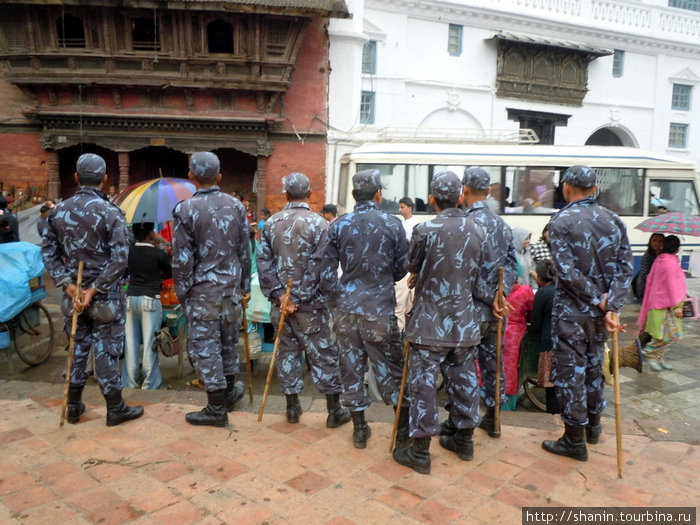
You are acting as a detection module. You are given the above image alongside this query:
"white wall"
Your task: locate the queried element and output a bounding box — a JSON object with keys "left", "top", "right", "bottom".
{"left": 326, "top": 0, "right": 700, "bottom": 201}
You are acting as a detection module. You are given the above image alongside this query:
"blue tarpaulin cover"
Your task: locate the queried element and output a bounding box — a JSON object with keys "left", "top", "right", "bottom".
{"left": 0, "top": 242, "right": 45, "bottom": 322}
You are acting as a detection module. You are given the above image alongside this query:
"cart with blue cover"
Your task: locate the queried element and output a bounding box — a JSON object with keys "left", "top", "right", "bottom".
{"left": 0, "top": 242, "right": 55, "bottom": 370}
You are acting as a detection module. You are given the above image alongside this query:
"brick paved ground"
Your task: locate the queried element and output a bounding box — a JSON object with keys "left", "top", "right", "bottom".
{"left": 0, "top": 382, "right": 698, "bottom": 524}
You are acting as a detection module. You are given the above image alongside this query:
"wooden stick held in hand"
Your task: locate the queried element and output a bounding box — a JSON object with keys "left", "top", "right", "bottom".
{"left": 494, "top": 267, "right": 504, "bottom": 436}
{"left": 611, "top": 316, "right": 623, "bottom": 479}
{"left": 60, "top": 261, "right": 84, "bottom": 429}
{"left": 258, "top": 278, "right": 294, "bottom": 422}
{"left": 389, "top": 339, "right": 410, "bottom": 452}
{"left": 242, "top": 305, "right": 254, "bottom": 404}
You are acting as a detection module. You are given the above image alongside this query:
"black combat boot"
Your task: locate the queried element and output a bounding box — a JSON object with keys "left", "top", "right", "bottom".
{"left": 439, "top": 428, "right": 474, "bottom": 461}
{"left": 66, "top": 385, "right": 86, "bottom": 424}
{"left": 286, "top": 393, "right": 301, "bottom": 424}
{"left": 439, "top": 415, "right": 458, "bottom": 436}
{"left": 586, "top": 413, "right": 603, "bottom": 444}
{"left": 224, "top": 375, "right": 245, "bottom": 412}
{"left": 393, "top": 436, "right": 431, "bottom": 474}
{"left": 185, "top": 389, "right": 228, "bottom": 427}
{"left": 478, "top": 406, "right": 501, "bottom": 438}
{"left": 394, "top": 405, "right": 411, "bottom": 448}
{"left": 351, "top": 410, "right": 371, "bottom": 449}
{"left": 542, "top": 424, "right": 588, "bottom": 461}
{"left": 325, "top": 394, "right": 351, "bottom": 428}
{"left": 104, "top": 392, "right": 145, "bottom": 427}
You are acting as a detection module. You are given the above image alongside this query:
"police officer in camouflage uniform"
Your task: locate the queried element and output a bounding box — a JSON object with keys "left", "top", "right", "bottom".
{"left": 172, "top": 152, "right": 250, "bottom": 427}
{"left": 257, "top": 172, "right": 350, "bottom": 427}
{"left": 42, "top": 153, "right": 144, "bottom": 427}
{"left": 393, "top": 171, "right": 488, "bottom": 474}
{"left": 543, "top": 166, "right": 633, "bottom": 461}
{"left": 323, "top": 169, "right": 409, "bottom": 449}
{"left": 442, "top": 168, "right": 517, "bottom": 438}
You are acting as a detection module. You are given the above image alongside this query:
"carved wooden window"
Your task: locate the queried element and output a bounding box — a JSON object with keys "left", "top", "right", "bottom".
{"left": 266, "top": 19, "right": 291, "bottom": 59}
{"left": 57, "top": 13, "right": 86, "bottom": 48}
{"left": 495, "top": 39, "right": 599, "bottom": 106}
{"left": 207, "top": 19, "right": 234, "bottom": 54}
{"left": 132, "top": 16, "right": 160, "bottom": 51}
{"left": 0, "top": 10, "right": 27, "bottom": 50}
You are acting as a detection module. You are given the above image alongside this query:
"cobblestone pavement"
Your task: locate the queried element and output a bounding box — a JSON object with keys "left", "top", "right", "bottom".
{"left": 0, "top": 274, "right": 698, "bottom": 523}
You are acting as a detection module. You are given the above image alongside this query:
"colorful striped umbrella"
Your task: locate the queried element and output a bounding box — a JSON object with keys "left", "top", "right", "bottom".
{"left": 635, "top": 212, "right": 700, "bottom": 237}
{"left": 114, "top": 177, "right": 196, "bottom": 223}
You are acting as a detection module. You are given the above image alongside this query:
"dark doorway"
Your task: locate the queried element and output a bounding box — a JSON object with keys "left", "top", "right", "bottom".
{"left": 212, "top": 147, "right": 257, "bottom": 207}
{"left": 506, "top": 108, "right": 571, "bottom": 145}
{"left": 58, "top": 144, "right": 118, "bottom": 200}
{"left": 129, "top": 146, "right": 188, "bottom": 185}
{"left": 586, "top": 128, "right": 624, "bottom": 146}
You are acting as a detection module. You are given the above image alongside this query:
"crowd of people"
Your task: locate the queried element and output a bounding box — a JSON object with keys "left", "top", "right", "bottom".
{"left": 30, "top": 150, "right": 690, "bottom": 477}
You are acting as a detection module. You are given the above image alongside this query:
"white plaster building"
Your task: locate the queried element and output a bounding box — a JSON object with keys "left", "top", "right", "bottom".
{"left": 326, "top": 0, "right": 700, "bottom": 204}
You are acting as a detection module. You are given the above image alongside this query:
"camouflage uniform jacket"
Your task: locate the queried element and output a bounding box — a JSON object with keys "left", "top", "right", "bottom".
{"left": 405, "top": 208, "right": 487, "bottom": 347}
{"left": 172, "top": 186, "right": 251, "bottom": 303}
{"left": 42, "top": 187, "right": 129, "bottom": 292}
{"left": 323, "top": 201, "right": 409, "bottom": 317}
{"left": 549, "top": 195, "right": 633, "bottom": 318}
{"left": 257, "top": 201, "right": 328, "bottom": 310}
{"left": 463, "top": 200, "right": 518, "bottom": 321}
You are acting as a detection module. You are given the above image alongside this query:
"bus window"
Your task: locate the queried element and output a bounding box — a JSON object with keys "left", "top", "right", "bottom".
{"left": 357, "top": 163, "right": 407, "bottom": 213}
{"left": 649, "top": 180, "right": 700, "bottom": 216}
{"left": 504, "top": 167, "right": 561, "bottom": 214}
{"left": 596, "top": 168, "right": 643, "bottom": 215}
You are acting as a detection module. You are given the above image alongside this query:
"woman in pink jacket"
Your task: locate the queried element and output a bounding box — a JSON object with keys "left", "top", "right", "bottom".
{"left": 637, "top": 235, "right": 686, "bottom": 371}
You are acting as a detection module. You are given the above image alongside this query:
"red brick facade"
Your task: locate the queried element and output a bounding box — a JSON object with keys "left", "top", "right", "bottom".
{"left": 0, "top": 11, "right": 331, "bottom": 217}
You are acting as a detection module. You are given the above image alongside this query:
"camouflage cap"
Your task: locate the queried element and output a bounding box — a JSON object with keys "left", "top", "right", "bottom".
{"left": 430, "top": 170, "right": 462, "bottom": 201}
{"left": 189, "top": 152, "right": 220, "bottom": 180}
{"left": 561, "top": 165, "right": 596, "bottom": 189}
{"left": 352, "top": 169, "right": 385, "bottom": 192}
{"left": 283, "top": 172, "right": 310, "bottom": 198}
{"left": 462, "top": 167, "right": 491, "bottom": 191}
{"left": 76, "top": 153, "right": 106, "bottom": 178}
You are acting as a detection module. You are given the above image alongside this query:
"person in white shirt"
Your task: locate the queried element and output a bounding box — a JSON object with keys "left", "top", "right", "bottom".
{"left": 399, "top": 197, "right": 419, "bottom": 242}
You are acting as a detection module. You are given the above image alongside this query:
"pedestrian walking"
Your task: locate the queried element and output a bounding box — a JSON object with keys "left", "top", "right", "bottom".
{"left": 543, "top": 165, "right": 633, "bottom": 461}
{"left": 392, "top": 171, "right": 486, "bottom": 474}
{"left": 122, "top": 222, "right": 172, "bottom": 390}
{"left": 41, "top": 153, "right": 143, "bottom": 426}
{"left": 172, "top": 152, "right": 250, "bottom": 427}
{"left": 636, "top": 235, "right": 686, "bottom": 371}
{"left": 322, "top": 169, "right": 409, "bottom": 449}
{"left": 451, "top": 168, "right": 517, "bottom": 438}
{"left": 257, "top": 172, "right": 350, "bottom": 427}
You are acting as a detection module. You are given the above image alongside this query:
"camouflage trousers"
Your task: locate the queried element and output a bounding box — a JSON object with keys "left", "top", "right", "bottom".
{"left": 61, "top": 290, "right": 125, "bottom": 397}
{"left": 408, "top": 344, "right": 480, "bottom": 439}
{"left": 334, "top": 312, "right": 406, "bottom": 410}
{"left": 551, "top": 316, "right": 607, "bottom": 426}
{"left": 475, "top": 321, "right": 507, "bottom": 408}
{"left": 185, "top": 297, "right": 241, "bottom": 392}
{"left": 270, "top": 307, "right": 343, "bottom": 395}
